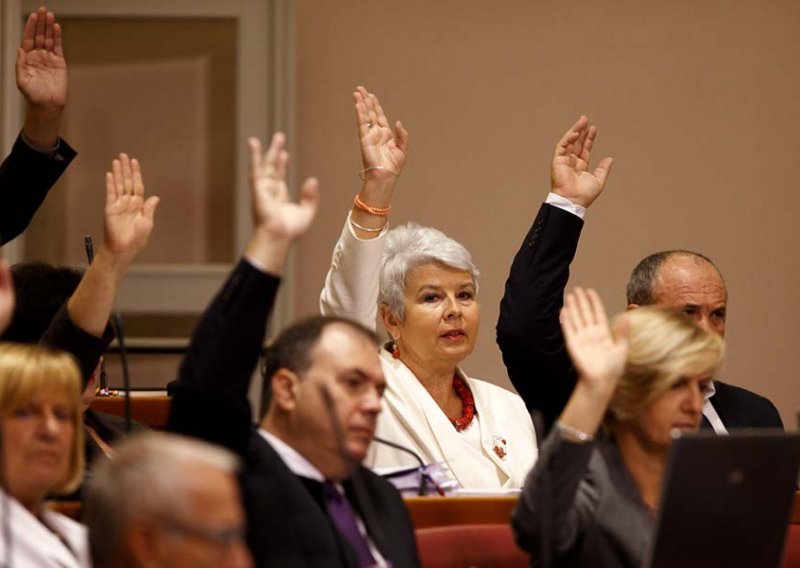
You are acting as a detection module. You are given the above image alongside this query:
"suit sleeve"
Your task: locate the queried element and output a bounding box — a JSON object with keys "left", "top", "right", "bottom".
{"left": 512, "top": 430, "right": 599, "bottom": 561}
{"left": 168, "top": 259, "right": 281, "bottom": 456}
{"left": 496, "top": 203, "right": 584, "bottom": 433}
{"left": 319, "top": 214, "right": 386, "bottom": 331}
{"left": 0, "top": 134, "right": 76, "bottom": 244}
{"left": 40, "top": 303, "right": 114, "bottom": 387}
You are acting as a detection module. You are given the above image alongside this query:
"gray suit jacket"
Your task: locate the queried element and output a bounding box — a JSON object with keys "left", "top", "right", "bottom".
{"left": 512, "top": 430, "right": 654, "bottom": 567}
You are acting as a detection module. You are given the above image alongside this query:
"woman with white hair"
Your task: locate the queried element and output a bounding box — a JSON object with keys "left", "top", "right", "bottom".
{"left": 512, "top": 287, "right": 725, "bottom": 566}
{"left": 320, "top": 86, "right": 537, "bottom": 489}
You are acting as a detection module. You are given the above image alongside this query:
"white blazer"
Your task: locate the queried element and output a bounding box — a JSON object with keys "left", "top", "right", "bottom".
{"left": 0, "top": 491, "right": 90, "bottom": 567}
{"left": 321, "top": 215, "right": 538, "bottom": 489}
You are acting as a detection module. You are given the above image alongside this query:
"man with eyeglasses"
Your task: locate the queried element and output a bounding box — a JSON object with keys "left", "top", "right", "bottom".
{"left": 85, "top": 433, "right": 252, "bottom": 568}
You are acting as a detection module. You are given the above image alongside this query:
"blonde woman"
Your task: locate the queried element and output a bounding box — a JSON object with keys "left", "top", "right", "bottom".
{"left": 512, "top": 288, "right": 724, "bottom": 567}
{"left": 0, "top": 343, "right": 88, "bottom": 566}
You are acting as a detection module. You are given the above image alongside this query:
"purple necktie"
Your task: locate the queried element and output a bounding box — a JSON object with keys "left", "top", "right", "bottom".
{"left": 324, "top": 481, "right": 376, "bottom": 567}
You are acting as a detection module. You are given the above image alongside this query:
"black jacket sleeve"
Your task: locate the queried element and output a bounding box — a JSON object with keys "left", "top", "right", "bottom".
{"left": 0, "top": 134, "right": 76, "bottom": 244}
{"left": 168, "top": 259, "right": 280, "bottom": 456}
{"left": 496, "top": 203, "right": 584, "bottom": 433}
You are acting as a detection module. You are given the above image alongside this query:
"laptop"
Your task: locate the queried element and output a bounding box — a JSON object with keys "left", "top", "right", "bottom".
{"left": 645, "top": 430, "right": 800, "bottom": 568}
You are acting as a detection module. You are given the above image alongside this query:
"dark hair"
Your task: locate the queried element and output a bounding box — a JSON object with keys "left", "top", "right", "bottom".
{"left": 626, "top": 250, "right": 721, "bottom": 306}
{"left": 259, "top": 315, "right": 378, "bottom": 416}
{"left": 2, "top": 262, "right": 83, "bottom": 343}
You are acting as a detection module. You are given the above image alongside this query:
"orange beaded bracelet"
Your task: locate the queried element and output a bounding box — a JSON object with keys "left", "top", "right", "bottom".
{"left": 353, "top": 194, "right": 391, "bottom": 217}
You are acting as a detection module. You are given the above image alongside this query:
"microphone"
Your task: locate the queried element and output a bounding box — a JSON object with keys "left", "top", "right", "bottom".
{"left": 318, "top": 384, "right": 360, "bottom": 475}
{"left": 371, "top": 436, "right": 444, "bottom": 496}
{"left": 113, "top": 313, "right": 133, "bottom": 434}
{"left": 83, "top": 236, "right": 110, "bottom": 395}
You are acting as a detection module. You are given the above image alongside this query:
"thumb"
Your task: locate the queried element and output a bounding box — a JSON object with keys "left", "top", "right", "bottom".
{"left": 593, "top": 157, "right": 614, "bottom": 188}
{"left": 298, "top": 177, "right": 320, "bottom": 218}
{"left": 143, "top": 196, "right": 160, "bottom": 221}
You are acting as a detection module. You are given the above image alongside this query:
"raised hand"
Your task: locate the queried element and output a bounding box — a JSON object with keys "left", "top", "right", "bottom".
{"left": 551, "top": 116, "right": 613, "bottom": 209}
{"left": 17, "top": 7, "right": 66, "bottom": 111}
{"left": 560, "top": 287, "right": 628, "bottom": 394}
{"left": 104, "top": 154, "right": 160, "bottom": 265}
{"left": 247, "top": 133, "right": 319, "bottom": 242}
{"left": 354, "top": 86, "right": 409, "bottom": 183}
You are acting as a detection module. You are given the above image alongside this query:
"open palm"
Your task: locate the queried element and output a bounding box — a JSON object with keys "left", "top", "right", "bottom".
{"left": 248, "top": 134, "right": 318, "bottom": 240}
{"left": 561, "top": 287, "right": 628, "bottom": 392}
{"left": 104, "top": 154, "right": 159, "bottom": 263}
{"left": 354, "top": 86, "right": 408, "bottom": 181}
{"left": 16, "top": 8, "right": 67, "bottom": 109}
{"left": 551, "top": 116, "right": 613, "bottom": 208}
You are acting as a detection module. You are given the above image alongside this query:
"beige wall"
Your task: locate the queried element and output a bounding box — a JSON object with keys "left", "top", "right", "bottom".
{"left": 292, "top": 0, "right": 800, "bottom": 427}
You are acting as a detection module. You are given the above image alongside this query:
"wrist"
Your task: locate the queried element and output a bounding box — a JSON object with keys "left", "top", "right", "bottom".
{"left": 22, "top": 106, "right": 63, "bottom": 149}
{"left": 94, "top": 246, "right": 133, "bottom": 280}
{"left": 244, "top": 228, "right": 292, "bottom": 275}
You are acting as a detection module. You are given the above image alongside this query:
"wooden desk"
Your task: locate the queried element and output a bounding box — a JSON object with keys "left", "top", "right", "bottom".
{"left": 91, "top": 394, "right": 171, "bottom": 429}
{"left": 406, "top": 491, "right": 800, "bottom": 529}
{"left": 404, "top": 496, "right": 518, "bottom": 529}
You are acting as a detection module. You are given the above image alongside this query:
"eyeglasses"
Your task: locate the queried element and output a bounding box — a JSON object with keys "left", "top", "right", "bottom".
{"left": 160, "top": 517, "right": 246, "bottom": 549}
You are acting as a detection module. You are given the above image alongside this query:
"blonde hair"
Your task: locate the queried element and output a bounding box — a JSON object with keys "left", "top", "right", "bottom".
{"left": 0, "top": 343, "right": 84, "bottom": 494}
{"left": 606, "top": 307, "right": 724, "bottom": 427}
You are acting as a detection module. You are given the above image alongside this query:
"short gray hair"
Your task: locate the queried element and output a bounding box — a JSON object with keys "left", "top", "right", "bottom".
{"left": 379, "top": 223, "right": 479, "bottom": 321}
{"left": 85, "top": 433, "right": 240, "bottom": 568}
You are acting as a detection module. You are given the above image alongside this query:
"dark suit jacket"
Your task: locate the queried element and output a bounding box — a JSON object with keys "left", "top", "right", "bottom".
{"left": 168, "top": 259, "right": 419, "bottom": 567}
{"left": 0, "top": 134, "right": 76, "bottom": 244}
{"left": 497, "top": 203, "right": 783, "bottom": 434}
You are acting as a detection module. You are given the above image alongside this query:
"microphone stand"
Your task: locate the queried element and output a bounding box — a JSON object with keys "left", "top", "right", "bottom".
{"left": 372, "top": 436, "right": 445, "bottom": 496}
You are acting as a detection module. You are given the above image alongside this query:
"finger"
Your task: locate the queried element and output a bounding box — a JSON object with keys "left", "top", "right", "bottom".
{"left": 247, "top": 137, "right": 264, "bottom": 184}
{"left": 574, "top": 286, "right": 596, "bottom": 325}
{"left": 362, "top": 91, "right": 378, "bottom": 127}
{"left": 554, "top": 116, "right": 587, "bottom": 158}
{"left": 131, "top": 158, "right": 144, "bottom": 198}
{"left": 105, "top": 172, "right": 116, "bottom": 205}
{"left": 564, "top": 290, "right": 586, "bottom": 331}
{"left": 143, "top": 196, "right": 160, "bottom": 221}
{"left": 354, "top": 91, "right": 371, "bottom": 137}
{"left": 21, "top": 12, "right": 36, "bottom": 52}
{"left": 586, "top": 288, "right": 608, "bottom": 328}
{"left": 371, "top": 93, "right": 390, "bottom": 128}
{"left": 582, "top": 125, "right": 597, "bottom": 159}
{"left": 274, "top": 150, "right": 289, "bottom": 196}
{"left": 298, "top": 177, "right": 321, "bottom": 217}
{"left": 53, "top": 22, "right": 63, "bottom": 57}
{"left": 119, "top": 153, "right": 134, "bottom": 195}
{"left": 573, "top": 122, "right": 590, "bottom": 159}
{"left": 593, "top": 157, "right": 614, "bottom": 188}
{"left": 34, "top": 7, "right": 46, "bottom": 50}
{"left": 112, "top": 159, "right": 123, "bottom": 198}
{"left": 394, "top": 121, "right": 410, "bottom": 155}
{"left": 264, "top": 132, "right": 286, "bottom": 177}
{"left": 44, "top": 11, "right": 54, "bottom": 52}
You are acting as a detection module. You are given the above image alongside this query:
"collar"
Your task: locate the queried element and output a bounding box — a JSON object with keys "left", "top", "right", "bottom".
{"left": 258, "top": 428, "right": 325, "bottom": 482}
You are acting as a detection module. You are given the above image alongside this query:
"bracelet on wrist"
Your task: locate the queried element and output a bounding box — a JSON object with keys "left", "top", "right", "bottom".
{"left": 353, "top": 194, "right": 391, "bottom": 217}
{"left": 556, "top": 420, "right": 594, "bottom": 443}
{"left": 358, "top": 165, "right": 399, "bottom": 181}
{"left": 349, "top": 216, "right": 387, "bottom": 233}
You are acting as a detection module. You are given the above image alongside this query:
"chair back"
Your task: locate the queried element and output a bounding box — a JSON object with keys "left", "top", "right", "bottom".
{"left": 415, "top": 524, "right": 529, "bottom": 567}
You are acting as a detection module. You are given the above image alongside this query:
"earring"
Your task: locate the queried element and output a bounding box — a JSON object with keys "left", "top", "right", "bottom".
{"left": 391, "top": 338, "right": 400, "bottom": 359}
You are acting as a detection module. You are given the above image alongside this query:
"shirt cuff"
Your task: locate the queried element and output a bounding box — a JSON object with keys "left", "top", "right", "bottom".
{"left": 545, "top": 193, "right": 586, "bottom": 220}
{"left": 19, "top": 131, "right": 61, "bottom": 157}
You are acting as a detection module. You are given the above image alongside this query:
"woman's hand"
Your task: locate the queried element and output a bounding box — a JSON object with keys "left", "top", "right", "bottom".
{"left": 561, "top": 287, "right": 628, "bottom": 395}
{"left": 354, "top": 86, "right": 409, "bottom": 185}
{"left": 550, "top": 116, "right": 613, "bottom": 209}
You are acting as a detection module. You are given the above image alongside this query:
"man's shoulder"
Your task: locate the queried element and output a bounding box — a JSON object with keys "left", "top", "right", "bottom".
{"left": 712, "top": 381, "right": 784, "bottom": 428}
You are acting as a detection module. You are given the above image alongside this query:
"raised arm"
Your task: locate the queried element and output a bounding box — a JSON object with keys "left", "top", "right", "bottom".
{"left": 513, "top": 288, "right": 627, "bottom": 559}
{"left": 496, "top": 116, "right": 613, "bottom": 432}
{"left": 169, "top": 133, "right": 318, "bottom": 453}
{"left": 319, "top": 86, "right": 408, "bottom": 328}
{"left": 42, "top": 154, "right": 157, "bottom": 380}
{"left": 0, "top": 7, "right": 75, "bottom": 244}
{"left": 17, "top": 6, "right": 67, "bottom": 149}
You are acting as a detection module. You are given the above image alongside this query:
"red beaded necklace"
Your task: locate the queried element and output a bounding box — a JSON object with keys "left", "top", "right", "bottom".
{"left": 450, "top": 375, "right": 476, "bottom": 431}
